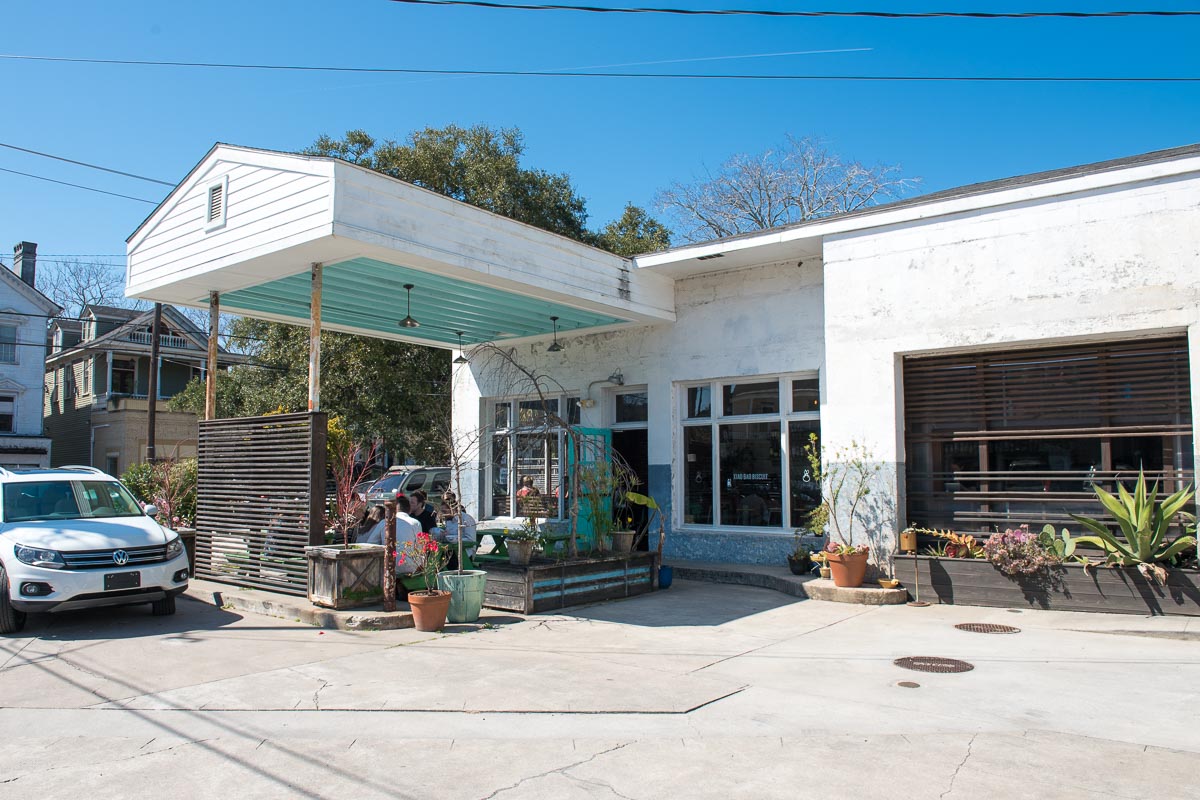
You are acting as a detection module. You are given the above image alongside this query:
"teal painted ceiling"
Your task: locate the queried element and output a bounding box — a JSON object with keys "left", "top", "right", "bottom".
{"left": 214, "top": 257, "right": 627, "bottom": 347}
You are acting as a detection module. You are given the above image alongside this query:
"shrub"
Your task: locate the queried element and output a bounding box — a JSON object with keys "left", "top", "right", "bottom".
{"left": 983, "top": 525, "right": 1059, "bottom": 576}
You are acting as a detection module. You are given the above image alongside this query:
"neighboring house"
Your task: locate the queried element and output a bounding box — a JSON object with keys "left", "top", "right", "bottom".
{"left": 123, "top": 142, "right": 1200, "bottom": 567}
{"left": 43, "top": 303, "right": 245, "bottom": 474}
{"left": 0, "top": 242, "right": 59, "bottom": 469}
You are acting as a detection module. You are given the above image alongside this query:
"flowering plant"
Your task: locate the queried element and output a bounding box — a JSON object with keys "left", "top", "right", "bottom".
{"left": 983, "top": 525, "right": 1059, "bottom": 576}
{"left": 399, "top": 531, "right": 449, "bottom": 594}
{"left": 505, "top": 515, "right": 541, "bottom": 542}
{"left": 824, "top": 541, "right": 869, "bottom": 557}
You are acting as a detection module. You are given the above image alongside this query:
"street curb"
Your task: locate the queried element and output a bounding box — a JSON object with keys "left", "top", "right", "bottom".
{"left": 183, "top": 582, "right": 416, "bottom": 631}
{"left": 673, "top": 562, "right": 907, "bottom": 605}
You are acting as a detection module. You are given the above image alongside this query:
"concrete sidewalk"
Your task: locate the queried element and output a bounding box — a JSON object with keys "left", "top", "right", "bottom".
{"left": 0, "top": 579, "right": 1196, "bottom": 799}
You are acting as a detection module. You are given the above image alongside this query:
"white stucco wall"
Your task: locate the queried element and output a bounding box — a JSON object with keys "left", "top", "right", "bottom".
{"left": 821, "top": 171, "right": 1200, "bottom": 556}
{"left": 452, "top": 259, "right": 826, "bottom": 561}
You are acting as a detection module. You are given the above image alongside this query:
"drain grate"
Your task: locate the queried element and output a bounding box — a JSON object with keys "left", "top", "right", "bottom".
{"left": 894, "top": 656, "right": 975, "bottom": 674}
{"left": 955, "top": 623, "right": 1020, "bottom": 635}
{"left": 897, "top": 681, "right": 921, "bottom": 688}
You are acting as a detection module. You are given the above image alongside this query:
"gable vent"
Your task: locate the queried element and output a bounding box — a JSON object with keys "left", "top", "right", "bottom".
{"left": 204, "top": 175, "right": 229, "bottom": 231}
{"left": 207, "top": 184, "right": 223, "bottom": 222}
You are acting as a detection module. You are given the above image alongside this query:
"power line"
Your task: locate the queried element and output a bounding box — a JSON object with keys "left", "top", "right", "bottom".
{"left": 0, "top": 54, "right": 1196, "bottom": 82}
{"left": 383, "top": 1, "right": 1200, "bottom": 19}
{"left": 0, "top": 142, "right": 175, "bottom": 187}
{"left": 0, "top": 166, "right": 159, "bottom": 204}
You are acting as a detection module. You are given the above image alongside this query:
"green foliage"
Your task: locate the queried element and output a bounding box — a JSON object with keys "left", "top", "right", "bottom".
{"left": 170, "top": 317, "right": 450, "bottom": 461}
{"left": 120, "top": 462, "right": 156, "bottom": 504}
{"left": 1037, "top": 524, "right": 1077, "bottom": 560}
{"left": 594, "top": 203, "right": 672, "bottom": 256}
{"left": 1070, "top": 471, "right": 1196, "bottom": 573}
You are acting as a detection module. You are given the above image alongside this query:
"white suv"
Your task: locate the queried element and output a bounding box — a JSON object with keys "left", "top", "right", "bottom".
{"left": 0, "top": 466, "right": 189, "bottom": 633}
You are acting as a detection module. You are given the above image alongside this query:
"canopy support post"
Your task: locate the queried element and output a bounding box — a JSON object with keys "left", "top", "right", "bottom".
{"left": 309, "top": 263, "right": 322, "bottom": 412}
{"left": 205, "top": 291, "right": 219, "bottom": 420}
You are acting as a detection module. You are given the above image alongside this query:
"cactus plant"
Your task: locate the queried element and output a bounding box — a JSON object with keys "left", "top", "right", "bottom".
{"left": 1037, "top": 524, "right": 1077, "bottom": 560}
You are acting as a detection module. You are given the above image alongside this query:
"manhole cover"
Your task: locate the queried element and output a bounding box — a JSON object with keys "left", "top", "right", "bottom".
{"left": 955, "top": 623, "right": 1021, "bottom": 634}
{"left": 894, "top": 656, "right": 975, "bottom": 674}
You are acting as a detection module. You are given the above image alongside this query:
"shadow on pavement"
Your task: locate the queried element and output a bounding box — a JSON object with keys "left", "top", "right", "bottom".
{"left": 16, "top": 595, "right": 279, "bottom": 641}
{"left": 563, "top": 579, "right": 800, "bottom": 627}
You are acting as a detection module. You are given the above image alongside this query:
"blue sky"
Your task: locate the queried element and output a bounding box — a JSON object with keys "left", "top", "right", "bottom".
{"left": 2, "top": 1, "right": 1199, "bottom": 262}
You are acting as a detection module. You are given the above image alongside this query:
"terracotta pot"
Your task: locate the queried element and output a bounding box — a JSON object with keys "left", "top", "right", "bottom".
{"left": 408, "top": 590, "right": 452, "bottom": 632}
{"left": 826, "top": 551, "right": 869, "bottom": 588}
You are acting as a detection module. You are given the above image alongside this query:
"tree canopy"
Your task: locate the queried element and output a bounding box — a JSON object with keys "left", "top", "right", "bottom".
{"left": 656, "top": 136, "right": 919, "bottom": 243}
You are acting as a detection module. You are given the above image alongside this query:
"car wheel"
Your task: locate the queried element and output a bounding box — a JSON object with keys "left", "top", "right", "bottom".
{"left": 151, "top": 595, "right": 176, "bottom": 616}
{"left": 0, "top": 564, "right": 28, "bottom": 634}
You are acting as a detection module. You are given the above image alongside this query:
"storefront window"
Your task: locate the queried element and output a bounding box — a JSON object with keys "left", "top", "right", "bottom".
{"left": 615, "top": 391, "right": 648, "bottom": 423}
{"left": 488, "top": 393, "right": 578, "bottom": 519}
{"left": 682, "top": 374, "right": 820, "bottom": 531}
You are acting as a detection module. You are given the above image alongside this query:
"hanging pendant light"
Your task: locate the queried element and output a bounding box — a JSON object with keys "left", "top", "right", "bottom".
{"left": 547, "top": 315, "right": 564, "bottom": 352}
{"left": 453, "top": 331, "right": 469, "bottom": 364}
{"left": 399, "top": 283, "right": 420, "bottom": 328}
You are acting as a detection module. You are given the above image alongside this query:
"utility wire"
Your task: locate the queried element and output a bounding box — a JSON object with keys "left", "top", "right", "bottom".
{"left": 0, "top": 166, "right": 159, "bottom": 204}
{"left": 0, "top": 54, "right": 1195, "bottom": 82}
{"left": 0, "top": 142, "right": 175, "bottom": 186}
{"left": 383, "top": 1, "right": 1200, "bottom": 19}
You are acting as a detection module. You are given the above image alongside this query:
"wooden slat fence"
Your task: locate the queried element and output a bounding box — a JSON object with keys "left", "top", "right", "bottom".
{"left": 194, "top": 412, "right": 327, "bottom": 595}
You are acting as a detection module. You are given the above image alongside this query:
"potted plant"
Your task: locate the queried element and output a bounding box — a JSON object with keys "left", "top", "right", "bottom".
{"left": 506, "top": 517, "right": 540, "bottom": 566}
{"left": 787, "top": 535, "right": 814, "bottom": 576}
{"left": 823, "top": 541, "right": 870, "bottom": 587}
{"left": 402, "top": 531, "right": 451, "bottom": 631}
{"left": 627, "top": 490, "right": 671, "bottom": 586}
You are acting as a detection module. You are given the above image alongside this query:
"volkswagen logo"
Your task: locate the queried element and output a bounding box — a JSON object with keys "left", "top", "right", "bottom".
{"left": 112, "top": 550, "right": 129, "bottom": 566}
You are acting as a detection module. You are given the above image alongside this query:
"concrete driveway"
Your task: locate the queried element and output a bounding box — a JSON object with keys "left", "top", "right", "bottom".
{"left": 0, "top": 579, "right": 1196, "bottom": 799}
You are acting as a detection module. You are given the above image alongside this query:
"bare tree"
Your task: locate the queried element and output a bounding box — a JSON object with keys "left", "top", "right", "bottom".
{"left": 38, "top": 259, "right": 142, "bottom": 317}
{"left": 656, "top": 136, "right": 920, "bottom": 243}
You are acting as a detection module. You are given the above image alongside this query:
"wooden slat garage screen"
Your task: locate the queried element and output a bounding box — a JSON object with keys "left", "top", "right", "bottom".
{"left": 194, "top": 412, "right": 327, "bottom": 595}
{"left": 904, "top": 336, "right": 1194, "bottom": 533}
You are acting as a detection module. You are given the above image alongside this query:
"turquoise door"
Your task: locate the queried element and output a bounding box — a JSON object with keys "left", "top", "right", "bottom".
{"left": 567, "top": 427, "right": 612, "bottom": 550}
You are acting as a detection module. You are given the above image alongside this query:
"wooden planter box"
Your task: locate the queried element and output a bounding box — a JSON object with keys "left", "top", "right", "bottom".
{"left": 483, "top": 552, "right": 656, "bottom": 614}
{"left": 895, "top": 555, "right": 1200, "bottom": 616}
{"left": 305, "top": 544, "right": 385, "bottom": 610}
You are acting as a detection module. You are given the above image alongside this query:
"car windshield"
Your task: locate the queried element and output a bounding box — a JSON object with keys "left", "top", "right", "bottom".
{"left": 2, "top": 480, "right": 144, "bottom": 523}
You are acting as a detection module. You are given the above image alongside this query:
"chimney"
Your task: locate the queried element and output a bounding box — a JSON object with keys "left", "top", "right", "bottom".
{"left": 13, "top": 241, "right": 37, "bottom": 288}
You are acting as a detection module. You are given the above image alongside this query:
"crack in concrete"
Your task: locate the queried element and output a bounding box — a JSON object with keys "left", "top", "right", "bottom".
{"left": 0, "top": 737, "right": 217, "bottom": 784}
{"left": 562, "top": 771, "right": 639, "bottom": 799}
{"left": 477, "top": 741, "right": 632, "bottom": 800}
{"left": 940, "top": 733, "right": 977, "bottom": 799}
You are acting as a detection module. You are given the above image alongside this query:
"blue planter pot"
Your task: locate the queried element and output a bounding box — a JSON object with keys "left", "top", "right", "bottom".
{"left": 658, "top": 565, "right": 673, "bottom": 589}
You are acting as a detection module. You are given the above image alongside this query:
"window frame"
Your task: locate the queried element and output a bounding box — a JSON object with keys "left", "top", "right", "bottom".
{"left": 486, "top": 391, "right": 580, "bottom": 521}
{"left": 677, "top": 373, "right": 821, "bottom": 534}
{"left": 0, "top": 323, "right": 17, "bottom": 365}
{"left": 0, "top": 393, "right": 15, "bottom": 433}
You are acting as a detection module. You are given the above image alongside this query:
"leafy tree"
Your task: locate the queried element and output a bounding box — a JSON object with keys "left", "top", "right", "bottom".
{"left": 595, "top": 203, "right": 672, "bottom": 257}
{"left": 656, "top": 135, "right": 919, "bottom": 243}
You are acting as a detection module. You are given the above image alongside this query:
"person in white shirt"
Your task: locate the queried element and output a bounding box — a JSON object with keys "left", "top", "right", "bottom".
{"left": 359, "top": 493, "right": 421, "bottom": 574}
{"left": 436, "top": 494, "right": 477, "bottom": 571}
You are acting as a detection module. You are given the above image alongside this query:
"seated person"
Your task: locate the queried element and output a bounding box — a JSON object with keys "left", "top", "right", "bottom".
{"left": 436, "top": 493, "right": 477, "bottom": 571}
{"left": 408, "top": 489, "right": 438, "bottom": 533}
{"left": 516, "top": 476, "right": 540, "bottom": 498}
{"left": 353, "top": 506, "right": 385, "bottom": 543}
{"left": 360, "top": 493, "right": 421, "bottom": 573}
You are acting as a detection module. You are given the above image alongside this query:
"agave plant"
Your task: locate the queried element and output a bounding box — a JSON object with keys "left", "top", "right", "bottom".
{"left": 1069, "top": 471, "right": 1196, "bottom": 583}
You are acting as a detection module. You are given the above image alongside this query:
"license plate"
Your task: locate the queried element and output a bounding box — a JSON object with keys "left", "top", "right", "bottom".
{"left": 104, "top": 571, "right": 141, "bottom": 590}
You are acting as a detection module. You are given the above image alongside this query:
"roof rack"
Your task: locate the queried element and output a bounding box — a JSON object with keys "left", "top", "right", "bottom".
{"left": 59, "top": 465, "right": 106, "bottom": 474}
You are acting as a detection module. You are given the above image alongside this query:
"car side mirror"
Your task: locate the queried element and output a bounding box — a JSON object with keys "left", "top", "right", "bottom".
{"left": 144, "top": 504, "right": 159, "bottom": 517}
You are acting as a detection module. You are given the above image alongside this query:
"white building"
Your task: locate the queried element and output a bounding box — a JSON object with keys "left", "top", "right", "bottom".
{"left": 127, "top": 143, "right": 1200, "bottom": 567}
{"left": 0, "top": 242, "right": 59, "bottom": 469}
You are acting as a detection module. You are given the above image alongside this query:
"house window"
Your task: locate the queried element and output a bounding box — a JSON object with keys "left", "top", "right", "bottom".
{"left": 488, "top": 393, "right": 579, "bottom": 518}
{"left": 65, "top": 366, "right": 77, "bottom": 399}
{"left": 81, "top": 358, "right": 91, "bottom": 396}
{"left": 680, "top": 375, "right": 821, "bottom": 530}
{"left": 0, "top": 325, "right": 16, "bottom": 364}
{"left": 0, "top": 395, "right": 14, "bottom": 432}
{"left": 106, "top": 455, "right": 119, "bottom": 476}
{"left": 112, "top": 358, "right": 136, "bottom": 395}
